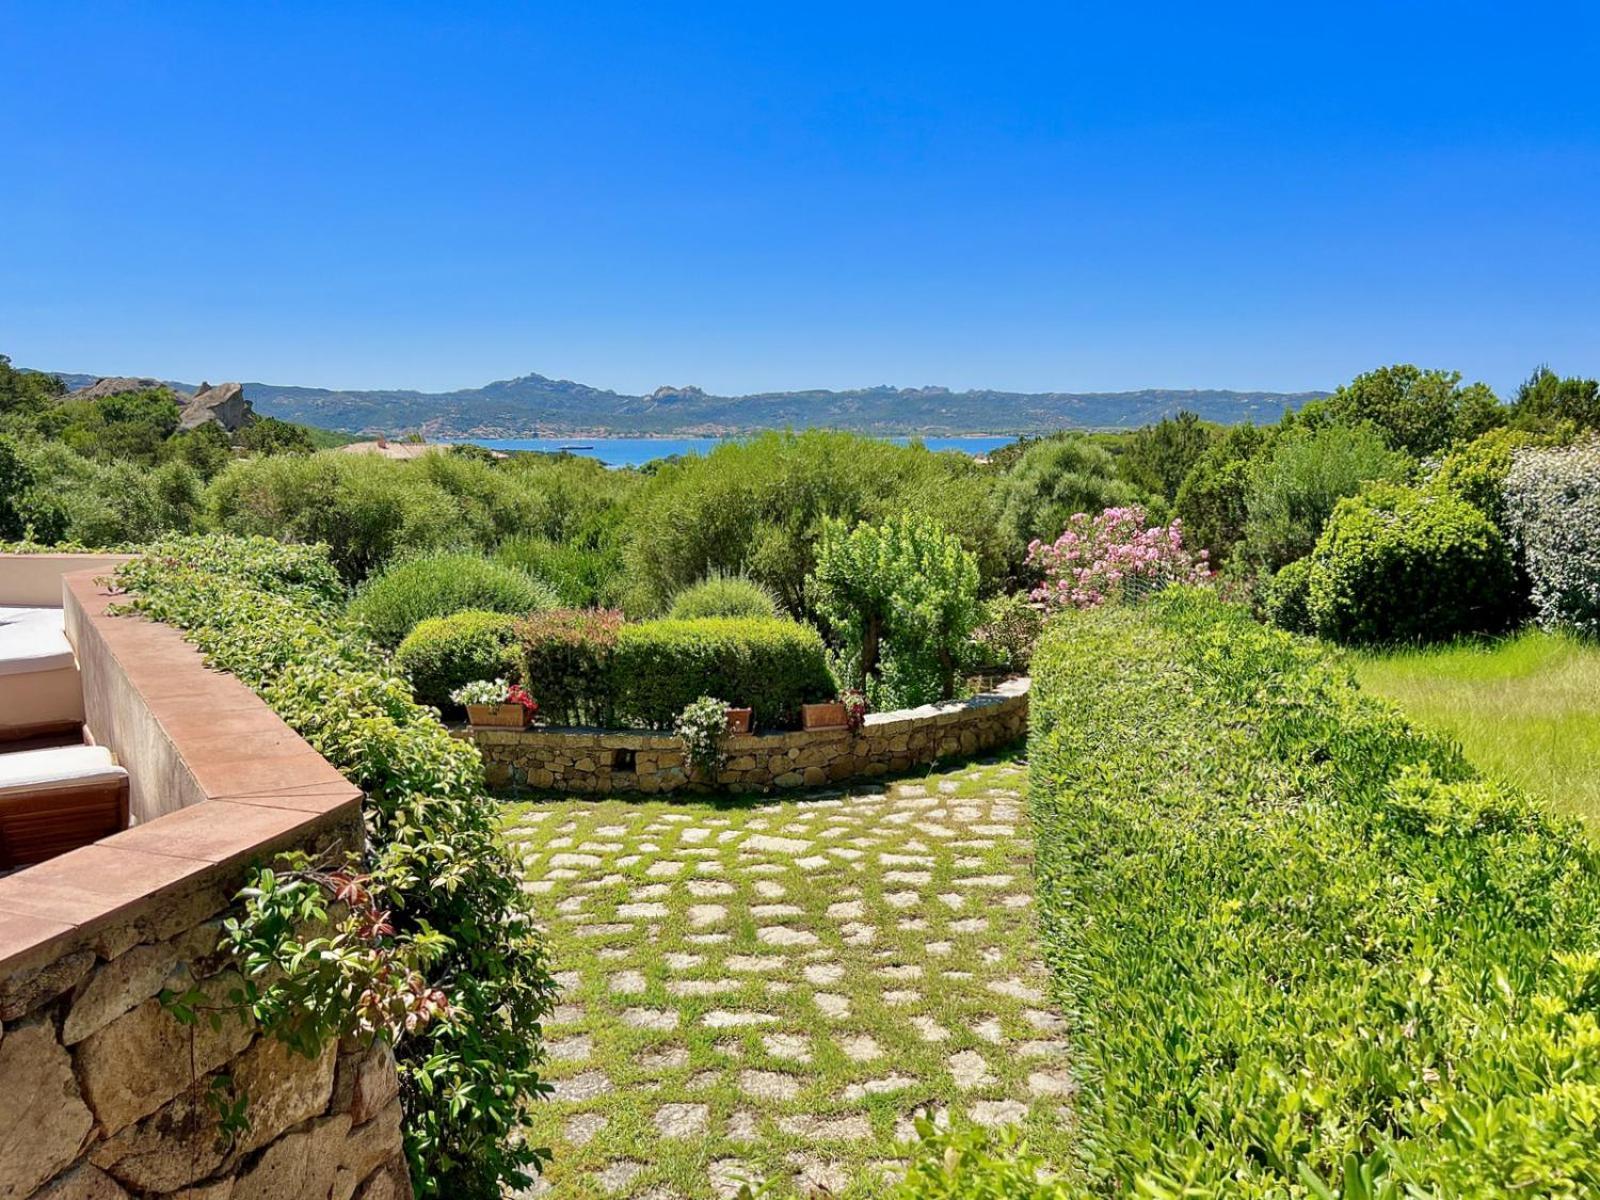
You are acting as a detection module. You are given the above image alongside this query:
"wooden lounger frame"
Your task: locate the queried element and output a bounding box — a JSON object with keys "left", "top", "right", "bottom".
{"left": 0, "top": 776, "right": 130, "bottom": 869}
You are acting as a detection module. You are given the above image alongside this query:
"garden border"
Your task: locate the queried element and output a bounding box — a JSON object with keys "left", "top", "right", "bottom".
{"left": 464, "top": 677, "right": 1028, "bottom": 793}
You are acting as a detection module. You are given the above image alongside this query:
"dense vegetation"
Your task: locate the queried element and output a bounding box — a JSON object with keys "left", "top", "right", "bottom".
{"left": 1031, "top": 589, "right": 1600, "bottom": 1196}
{"left": 115, "top": 536, "right": 555, "bottom": 1200}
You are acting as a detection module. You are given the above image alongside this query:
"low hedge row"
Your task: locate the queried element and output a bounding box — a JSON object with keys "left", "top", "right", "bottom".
{"left": 394, "top": 609, "right": 522, "bottom": 712}
{"left": 520, "top": 612, "right": 834, "bottom": 730}
{"left": 1030, "top": 589, "right": 1600, "bottom": 1196}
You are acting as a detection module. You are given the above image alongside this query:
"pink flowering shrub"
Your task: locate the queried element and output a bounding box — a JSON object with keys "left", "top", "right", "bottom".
{"left": 1027, "top": 506, "right": 1210, "bottom": 610}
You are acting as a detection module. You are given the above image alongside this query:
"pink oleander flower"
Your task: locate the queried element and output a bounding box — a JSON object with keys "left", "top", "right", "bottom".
{"left": 1026, "top": 505, "right": 1210, "bottom": 611}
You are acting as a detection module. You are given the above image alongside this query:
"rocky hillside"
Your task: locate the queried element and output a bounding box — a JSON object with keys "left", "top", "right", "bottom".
{"left": 50, "top": 370, "right": 1324, "bottom": 436}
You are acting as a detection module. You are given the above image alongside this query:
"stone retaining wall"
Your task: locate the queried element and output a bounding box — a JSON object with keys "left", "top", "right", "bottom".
{"left": 470, "top": 678, "right": 1028, "bottom": 794}
{"left": 0, "top": 564, "right": 409, "bottom": 1200}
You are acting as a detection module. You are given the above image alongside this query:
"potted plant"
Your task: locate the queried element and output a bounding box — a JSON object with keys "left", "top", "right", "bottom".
{"left": 841, "top": 687, "right": 868, "bottom": 733}
{"left": 802, "top": 699, "right": 850, "bottom": 730}
{"left": 725, "top": 706, "right": 753, "bottom": 735}
{"left": 451, "top": 678, "right": 538, "bottom": 729}
{"left": 677, "top": 695, "right": 731, "bottom": 780}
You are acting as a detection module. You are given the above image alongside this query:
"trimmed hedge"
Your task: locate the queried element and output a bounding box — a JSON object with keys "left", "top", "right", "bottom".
{"left": 615, "top": 618, "right": 834, "bottom": 730}
{"left": 1030, "top": 589, "right": 1600, "bottom": 1197}
{"left": 1305, "top": 484, "right": 1514, "bottom": 644}
{"left": 349, "top": 551, "right": 560, "bottom": 647}
{"left": 517, "top": 608, "right": 625, "bottom": 727}
{"left": 394, "top": 610, "right": 522, "bottom": 712}
{"left": 516, "top": 614, "right": 834, "bottom": 731}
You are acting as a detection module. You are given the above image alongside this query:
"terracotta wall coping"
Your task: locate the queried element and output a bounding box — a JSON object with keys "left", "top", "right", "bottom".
{"left": 0, "top": 565, "right": 362, "bottom": 976}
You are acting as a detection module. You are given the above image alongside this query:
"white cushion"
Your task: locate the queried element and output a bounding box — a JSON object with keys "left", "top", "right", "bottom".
{"left": 0, "top": 744, "right": 124, "bottom": 797}
{"left": 0, "top": 606, "right": 75, "bottom": 676}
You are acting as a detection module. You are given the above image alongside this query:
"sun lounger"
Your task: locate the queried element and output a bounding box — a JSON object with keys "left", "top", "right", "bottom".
{"left": 0, "top": 744, "right": 129, "bottom": 867}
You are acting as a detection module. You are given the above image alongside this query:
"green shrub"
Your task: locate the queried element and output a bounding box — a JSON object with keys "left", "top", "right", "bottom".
{"left": 350, "top": 552, "right": 559, "bottom": 647}
{"left": 115, "top": 536, "right": 555, "bottom": 1199}
{"left": 394, "top": 610, "right": 522, "bottom": 711}
{"left": 996, "top": 435, "right": 1143, "bottom": 553}
{"left": 1305, "top": 483, "right": 1514, "bottom": 644}
{"left": 667, "top": 571, "right": 782, "bottom": 620}
{"left": 1173, "top": 422, "right": 1269, "bottom": 567}
{"left": 619, "top": 430, "right": 1008, "bottom": 615}
{"left": 517, "top": 608, "right": 625, "bottom": 727}
{"left": 1428, "top": 425, "right": 1540, "bottom": 529}
{"left": 1326, "top": 363, "right": 1505, "bottom": 457}
{"left": 495, "top": 535, "right": 624, "bottom": 609}
{"left": 890, "top": 1122, "right": 1072, "bottom": 1199}
{"left": 613, "top": 617, "right": 833, "bottom": 730}
{"left": 1242, "top": 421, "right": 1412, "bottom": 572}
{"left": 205, "top": 451, "right": 474, "bottom": 581}
{"left": 1029, "top": 591, "right": 1600, "bottom": 1197}
{"left": 1261, "top": 556, "right": 1313, "bottom": 634}
{"left": 809, "top": 514, "right": 981, "bottom": 707}
{"left": 966, "top": 592, "right": 1045, "bottom": 673}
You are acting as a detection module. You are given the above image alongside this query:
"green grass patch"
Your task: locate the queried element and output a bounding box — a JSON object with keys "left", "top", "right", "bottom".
{"left": 1353, "top": 628, "right": 1600, "bottom": 829}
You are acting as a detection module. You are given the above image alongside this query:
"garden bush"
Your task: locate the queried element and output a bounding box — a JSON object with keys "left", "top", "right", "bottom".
{"left": 612, "top": 617, "right": 833, "bottom": 729}
{"left": 1305, "top": 483, "right": 1514, "bottom": 644}
{"left": 517, "top": 607, "right": 625, "bottom": 727}
{"left": 394, "top": 609, "right": 523, "bottom": 711}
{"left": 206, "top": 450, "right": 473, "bottom": 581}
{"left": 810, "top": 514, "right": 981, "bottom": 707}
{"left": 495, "top": 535, "right": 624, "bottom": 609}
{"left": 1260, "top": 555, "right": 1313, "bottom": 634}
{"left": 350, "top": 551, "right": 560, "bottom": 647}
{"left": 667, "top": 571, "right": 782, "bottom": 620}
{"left": 1241, "top": 420, "right": 1411, "bottom": 573}
{"left": 1505, "top": 438, "right": 1600, "bottom": 635}
{"left": 620, "top": 430, "right": 1008, "bottom": 615}
{"left": 115, "top": 536, "right": 555, "bottom": 1199}
{"left": 966, "top": 592, "right": 1045, "bottom": 674}
{"left": 996, "top": 435, "right": 1143, "bottom": 554}
{"left": 1030, "top": 589, "right": 1600, "bottom": 1197}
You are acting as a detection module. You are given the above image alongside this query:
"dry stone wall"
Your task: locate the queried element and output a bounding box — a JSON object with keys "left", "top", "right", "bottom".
{"left": 0, "top": 807, "right": 410, "bottom": 1200}
{"left": 470, "top": 678, "right": 1028, "bottom": 794}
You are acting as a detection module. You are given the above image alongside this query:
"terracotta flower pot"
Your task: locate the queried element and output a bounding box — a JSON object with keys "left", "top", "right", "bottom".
{"left": 801, "top": 702, "right": 849, "bottom": 730}
{"left": 725, "top": 707, "right": 753, "bottom": 735}
{"left": 466, "top": 702, "right": 531, "bottom": 729}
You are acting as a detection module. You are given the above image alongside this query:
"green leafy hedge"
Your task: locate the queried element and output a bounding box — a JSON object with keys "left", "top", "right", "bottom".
{"left": 1030, "top": 589, "right": 1600, "bottom": 1197}
{"left": 518, "top": 607, "right": 625, "bottom": 726}
{"left": 349, "top": 551, "right": 560, "bottom": 648}
{"left": 394, "top": 609, "right": 522, "bottom": 712}
{"left": 116, "top": 536, "right": 555, "bottom": 1199}
{"left": 614, "top": 617, "right": 834, "bottom": 730}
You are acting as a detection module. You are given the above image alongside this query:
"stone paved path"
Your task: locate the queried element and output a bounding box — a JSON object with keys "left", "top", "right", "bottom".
{"left": 504, "top": 755, "right": 1071, "bottom": 1198}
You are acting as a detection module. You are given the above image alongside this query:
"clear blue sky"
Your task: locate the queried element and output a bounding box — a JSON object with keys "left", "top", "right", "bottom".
{"left": 3, "top": 2, "right": 1596, "bottom": 398}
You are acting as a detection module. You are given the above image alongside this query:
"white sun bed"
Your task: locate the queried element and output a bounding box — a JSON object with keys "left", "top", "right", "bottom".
{"left": 0, "top": 744, "right": 129, "bottom": 867}
{"left": 0, "top": 605, "right": 84, "bottom": 738}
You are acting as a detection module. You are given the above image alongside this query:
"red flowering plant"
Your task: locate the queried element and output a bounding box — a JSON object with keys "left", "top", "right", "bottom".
{"left": 1028, "top": 506, "right": 1210, "bottom": 611}
{"left": 505, "top": 683, "right": 539, "bottom": 718}
{"left": 841, "top": 687, "right": 868, "bottom": 733}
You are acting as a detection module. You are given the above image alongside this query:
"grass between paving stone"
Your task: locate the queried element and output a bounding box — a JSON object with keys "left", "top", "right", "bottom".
{"left": 500, "top": 751, "right": 1073, "bottom": 1199}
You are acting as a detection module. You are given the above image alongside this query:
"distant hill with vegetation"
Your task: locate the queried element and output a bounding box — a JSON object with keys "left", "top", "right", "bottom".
{"left": 48, "top": 369, "right": 1323, "bottom": 437}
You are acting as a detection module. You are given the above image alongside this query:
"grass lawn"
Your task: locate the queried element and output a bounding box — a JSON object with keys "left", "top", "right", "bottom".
{"left": 502, "top": 753, "right": 1073, "bottom": 1198}
{"left": 1353, "top": 629, "right": 1600, "bottom": 829}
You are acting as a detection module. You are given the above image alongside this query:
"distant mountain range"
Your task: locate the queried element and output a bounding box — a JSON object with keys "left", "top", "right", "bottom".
{"left": 48, "top": 369, "right": 1325, "bottom": 437}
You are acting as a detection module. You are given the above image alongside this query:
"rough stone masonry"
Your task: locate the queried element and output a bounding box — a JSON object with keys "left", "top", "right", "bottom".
{"left": 468, "top": 679, "right": 1029, "bottom": 795}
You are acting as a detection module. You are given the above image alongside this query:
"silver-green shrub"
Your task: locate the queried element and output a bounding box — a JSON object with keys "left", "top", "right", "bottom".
{"left": 1505, "top": 439, "right": 1600, "bottom": 634}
